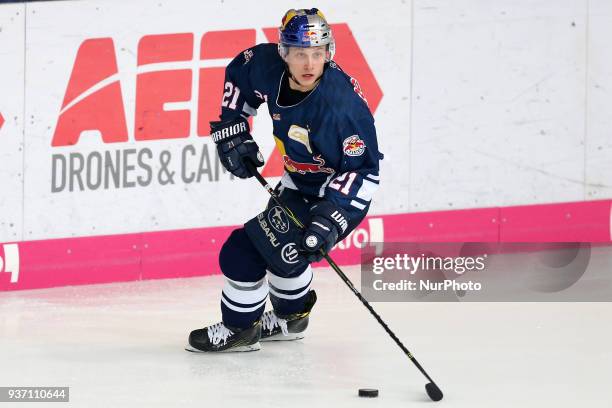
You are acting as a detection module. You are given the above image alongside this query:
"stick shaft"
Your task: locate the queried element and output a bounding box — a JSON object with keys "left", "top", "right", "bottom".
{"left": 246, "top": 163, "right": 440, "bottom": 387}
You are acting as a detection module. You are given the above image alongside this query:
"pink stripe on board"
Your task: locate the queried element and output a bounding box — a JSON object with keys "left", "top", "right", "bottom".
{"left": 141, "top": 226, "right": 235, "bottom": 280}
{"left": 381, "top": 208, "right": 500, "bottom": 242}
{"left": 3, "top": 233, "right": 141, "bottom": 291}
{"left": 500, "top": 200, "right": 612, "bottom": 242}
{"left": 1, "top": 199, "right": 610, "bottom": 291}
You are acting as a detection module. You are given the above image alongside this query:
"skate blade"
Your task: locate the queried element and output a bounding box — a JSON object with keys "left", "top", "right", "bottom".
{"left": 260, "top": 332, "right": 305, "bottom": 342}
{"left": 184, "top": 342, "right": 261, "bottom": 353}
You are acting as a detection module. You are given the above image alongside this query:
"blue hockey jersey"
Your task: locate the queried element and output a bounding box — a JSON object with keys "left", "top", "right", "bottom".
{"left": 220, "top": 43, "right": 382, "bottom": 220}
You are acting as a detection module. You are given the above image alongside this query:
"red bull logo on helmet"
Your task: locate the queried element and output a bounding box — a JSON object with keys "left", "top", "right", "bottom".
{"left": 283, "top": 154, "right": 334, "bottom": 175}
{"left": 342, "top": 135, "right": 366, "bottom": 157}
{"left": 303, "top": 31, "right": 318, "bottom": 42}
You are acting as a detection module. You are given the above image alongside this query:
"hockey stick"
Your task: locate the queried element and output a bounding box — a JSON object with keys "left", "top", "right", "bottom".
{"left": 244, "top": 161, "right": 443, "bottom": 402}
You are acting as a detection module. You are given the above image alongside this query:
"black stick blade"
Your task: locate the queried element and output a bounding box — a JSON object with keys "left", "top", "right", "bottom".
{"left": 425, "top": 382, "right": 443, "bottom": 401}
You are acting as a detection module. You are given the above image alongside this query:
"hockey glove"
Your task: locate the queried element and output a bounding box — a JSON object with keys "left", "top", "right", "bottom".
{"left": 300, "top": 201, "right": 349, "bottom": 262}
{"left": 210, "top": 117, "right": 264, "bottom": 179}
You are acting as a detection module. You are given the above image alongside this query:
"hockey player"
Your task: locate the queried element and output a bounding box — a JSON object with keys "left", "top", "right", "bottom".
{"left": 187, "top": 8, "right": 383, "bottom": 352}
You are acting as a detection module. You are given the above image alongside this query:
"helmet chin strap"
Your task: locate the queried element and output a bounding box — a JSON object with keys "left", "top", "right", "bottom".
{"left": 287, "top": 69, "right": 303, "bottom": 87}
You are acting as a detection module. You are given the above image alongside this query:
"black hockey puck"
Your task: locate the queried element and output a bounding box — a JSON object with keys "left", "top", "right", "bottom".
{"left": 358, "top": 388, "right": 379, "bottom": 398}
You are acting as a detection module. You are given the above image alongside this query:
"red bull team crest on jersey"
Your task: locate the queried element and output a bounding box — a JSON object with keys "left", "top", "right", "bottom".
{"left": 342, "top": 135, "right": 366, "bottom": 157}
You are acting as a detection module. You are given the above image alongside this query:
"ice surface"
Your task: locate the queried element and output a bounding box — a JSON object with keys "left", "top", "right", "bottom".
{"left": 1, "top": 265, "right": 611, "bottom": 407}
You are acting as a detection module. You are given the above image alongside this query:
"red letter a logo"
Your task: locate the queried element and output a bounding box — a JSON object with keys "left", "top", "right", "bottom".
{"left": 52, "top": 38, "right": 128, "bottom": 147}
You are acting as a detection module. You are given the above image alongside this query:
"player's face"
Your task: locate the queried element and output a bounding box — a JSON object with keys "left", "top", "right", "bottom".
{"left": 285, "top": 46, "right": 327, "bottom": 91}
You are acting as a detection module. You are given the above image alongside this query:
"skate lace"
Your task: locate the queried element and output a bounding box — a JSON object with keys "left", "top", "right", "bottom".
{"left": 207, "top": 322, "right": 234, "bottom": 345}
{"left": 261, "top": 312, "right": 289, "bottom": 336}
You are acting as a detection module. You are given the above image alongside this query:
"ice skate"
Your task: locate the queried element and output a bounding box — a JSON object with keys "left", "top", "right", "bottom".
{"left": 186, "top": 321, "right": 261, "bottom": 352}
{"left": 261, "top": 290, "right": 317, "bottom": 342}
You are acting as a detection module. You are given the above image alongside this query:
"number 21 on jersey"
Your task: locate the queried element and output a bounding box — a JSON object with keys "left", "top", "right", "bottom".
{"left": 222, "top": 82, "right": 240, "bottom": 110}
{"left": 329, "top": 172, "right": 357, "bottom": 195}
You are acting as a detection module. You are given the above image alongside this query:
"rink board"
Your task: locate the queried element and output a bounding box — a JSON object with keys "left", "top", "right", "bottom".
{"left": 2, "top": 0, "right": 612, "bottom": 244}
{"left": 1, "top": 199, "right": 610, "bottom": 291}
{"left": 1, "top": 1, "right": 612, "bottom": 291}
